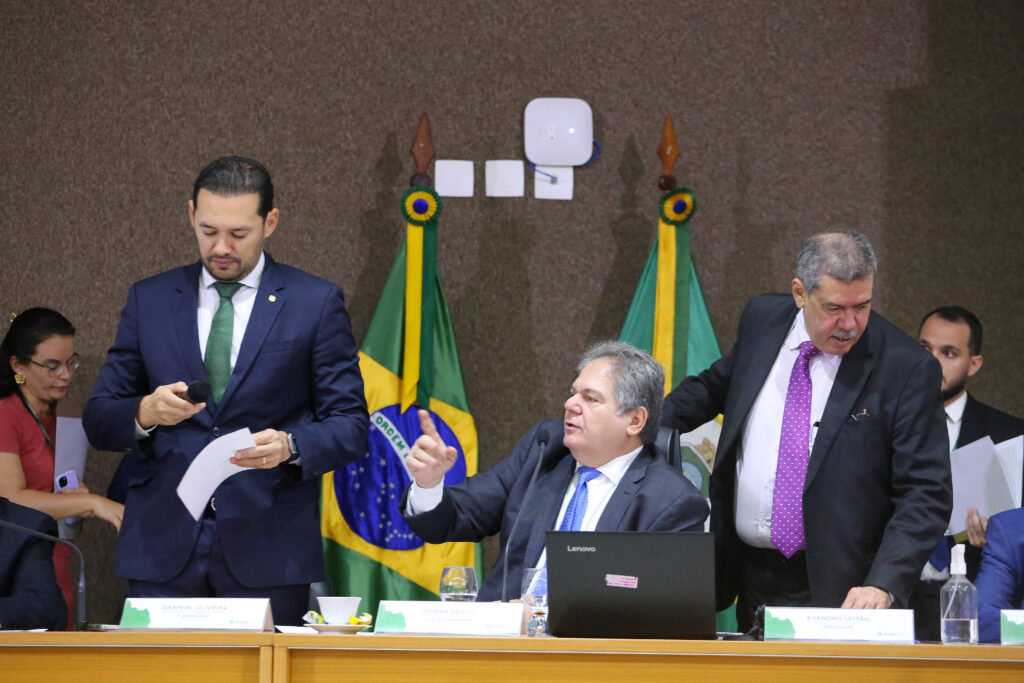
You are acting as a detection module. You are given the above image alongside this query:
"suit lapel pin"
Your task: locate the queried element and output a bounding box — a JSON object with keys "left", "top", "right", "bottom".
{"left": 269, "top": 295, "right": 277, "bottom": 302}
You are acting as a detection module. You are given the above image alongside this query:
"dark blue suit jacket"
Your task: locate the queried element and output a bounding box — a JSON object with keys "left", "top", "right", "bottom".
{"left": 976, "top": 507, "right": 1024, "bottom": 642}
{"left": 662, "top": 294, "right": 952, "bottom": 609}
{"left": 83, "top": 254, "right": 368, "bottom": 587}
{"left": 403, "top": 419, "right": 709, "bottom": 602}
{"left": 0, "top": 497, "right": 66, "bottom": 630}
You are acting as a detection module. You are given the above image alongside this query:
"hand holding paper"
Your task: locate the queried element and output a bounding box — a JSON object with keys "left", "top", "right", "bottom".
{"left": 230, "top": 429, "right": 291, "bottom": 469}
{"left": 176, "top": 428, "right": 256, "bottom": 520}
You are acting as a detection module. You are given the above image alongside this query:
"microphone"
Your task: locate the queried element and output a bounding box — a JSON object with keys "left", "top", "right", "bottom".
{"left": 183, "top": 381, "right": 210, "bottom": 404}
{"left": 0, "top": 517, "right": 87, "bottom": 630}
{"left": 501, "top": 427, "right": 551, "bottom": 603}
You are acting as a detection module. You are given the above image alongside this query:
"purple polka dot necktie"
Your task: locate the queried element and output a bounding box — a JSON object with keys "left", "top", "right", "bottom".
{"left": 771, "top": 341, "right": 821, "bottom": 558}
{"left": 558, "top": 467, "right": 601, "bottom": 531}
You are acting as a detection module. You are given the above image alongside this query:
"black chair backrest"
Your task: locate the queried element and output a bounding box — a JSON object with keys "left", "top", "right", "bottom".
{"left": 654, "top": 426, "right": 682, "bottom": 470}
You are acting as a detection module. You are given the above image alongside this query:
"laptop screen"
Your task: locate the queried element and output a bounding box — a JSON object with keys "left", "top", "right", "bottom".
{"left": 545, "top": 531, "right": 715, "bottom": 639}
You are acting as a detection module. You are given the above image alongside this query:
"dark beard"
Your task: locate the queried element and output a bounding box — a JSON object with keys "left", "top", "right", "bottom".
{"left": 942, "top": 377, "right": 967, "bottom": 403}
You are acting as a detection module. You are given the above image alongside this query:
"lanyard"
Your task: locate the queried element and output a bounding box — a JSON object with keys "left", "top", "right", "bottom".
{"left": 18, "top": 390, "right": 56, "bottom": 452}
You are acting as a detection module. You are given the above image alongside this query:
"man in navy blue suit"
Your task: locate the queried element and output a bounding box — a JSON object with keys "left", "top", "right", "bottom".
{"left": 402, "top": 341, "right": 709, "bottom": 602}
{"left": 84, "top": 157, "right": 368, "bottom": 624}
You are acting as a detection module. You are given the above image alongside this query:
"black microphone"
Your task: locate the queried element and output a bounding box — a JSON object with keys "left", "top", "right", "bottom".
{"left": 0, "top": 517, "right": 87, "bottom": 630}
{"left": 184, "top": 381, "right": 210, "bottom": 404}
{"left": 501, "top": 427, "right": 551, "bottom": 603}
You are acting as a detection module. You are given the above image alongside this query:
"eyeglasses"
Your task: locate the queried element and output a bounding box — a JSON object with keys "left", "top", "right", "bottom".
{"left": 29, "top": 354, "right": 81, "bottom": 376}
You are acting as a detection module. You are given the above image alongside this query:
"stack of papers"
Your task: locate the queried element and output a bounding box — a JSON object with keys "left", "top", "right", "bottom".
{"left": 948, "top": 435, "right": 1023, "bottom": 534}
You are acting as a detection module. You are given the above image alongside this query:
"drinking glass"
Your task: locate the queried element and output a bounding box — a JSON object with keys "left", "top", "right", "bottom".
{"left": 521, "top": 566, "right": 549, "bottom": 636}
{"left": 439, "top": 566, "right": 478, "bottom": 602}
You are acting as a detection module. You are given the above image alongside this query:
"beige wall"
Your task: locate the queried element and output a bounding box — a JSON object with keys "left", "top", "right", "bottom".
{"left": 2, "top": 0, "right": 1021, "bottom": 623}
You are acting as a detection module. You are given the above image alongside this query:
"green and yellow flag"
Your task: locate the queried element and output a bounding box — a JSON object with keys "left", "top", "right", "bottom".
{"left": 618, "top": 121, "right": 734, "bottom": 630}
{"left": 620, "top": 188, "right": 720, "bottom": 389}
{"left": 321, "top": 186, "right": 480, "bottom": 614}
{"left": 619, "top": 187, "right": 722, "bottom": 497}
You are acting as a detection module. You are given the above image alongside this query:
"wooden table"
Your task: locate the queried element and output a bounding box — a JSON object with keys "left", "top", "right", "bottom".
{"left": 273, "top": 633, "right": 1024, "bottom": 682}
{"left": 2, "top": 631, "right": 1022, "bottom": 682}
{"left": 0, "top": 631, "right": 274, "bottom": 683}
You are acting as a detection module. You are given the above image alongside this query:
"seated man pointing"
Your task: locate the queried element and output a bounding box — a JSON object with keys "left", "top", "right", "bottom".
{"left": 403, "top": 340, "right": 709, "bottom": 601}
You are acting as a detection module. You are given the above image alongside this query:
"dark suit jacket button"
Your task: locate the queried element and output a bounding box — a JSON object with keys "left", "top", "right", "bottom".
{"left": 212, "top": 427, "right": 220, "bottom": 437}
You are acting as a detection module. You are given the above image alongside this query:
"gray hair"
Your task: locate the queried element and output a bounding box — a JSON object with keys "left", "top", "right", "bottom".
{"left": 577, "top": 340, "right": 664, "bottom": 444}
{"left": 795, "top": 231, "right": 877, "bottom": 293}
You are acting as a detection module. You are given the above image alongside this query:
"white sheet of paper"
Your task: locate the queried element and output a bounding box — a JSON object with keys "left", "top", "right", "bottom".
{"left": 994, "top": 435, "right": 1023, "bottom": 509}
{"left": 54, "top": 417, "right": 89, "bottom": 482}
{"left": 485, "top": 160, "right": 524, "bottom": 197}
{"left": 176, "top": 428, "right": 255, "bottom": 520}
{"left": 533, "top": 165, "right": 574, "bottom": 200}
{"left": 435, "top": 159, "right": 474, "bottom": 197}
{"left": 948, "top": 436, "right": 1015, "bottom": 534}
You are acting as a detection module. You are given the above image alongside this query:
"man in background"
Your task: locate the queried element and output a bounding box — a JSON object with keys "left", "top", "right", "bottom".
{"left": 910, "top": 306, "right": 1024, "bottom": 640}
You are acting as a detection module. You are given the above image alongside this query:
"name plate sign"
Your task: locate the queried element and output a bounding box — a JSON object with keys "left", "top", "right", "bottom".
{"left": 1001, "top": 610, "right": 1024, "bottom": 644}
{"left": 119, "top": 598, "right": 273, "bottom": 631}
{"left": 375, "top": 600, "right": 524, "bottom": 636}
{"left": 764, "top": 607, "right": 914, "bottom": 642}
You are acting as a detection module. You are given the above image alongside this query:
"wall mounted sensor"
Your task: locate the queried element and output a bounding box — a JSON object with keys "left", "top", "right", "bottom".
{"left": 524, "top": 98, "right": 593, "bottom": 166}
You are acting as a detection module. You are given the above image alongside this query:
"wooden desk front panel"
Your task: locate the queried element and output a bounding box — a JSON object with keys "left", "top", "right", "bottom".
{"left": 274, "top": 634, "right": 1024, "bottom": 682}
{"left": 0, "top": 632, "right": 274, "bottom": 683}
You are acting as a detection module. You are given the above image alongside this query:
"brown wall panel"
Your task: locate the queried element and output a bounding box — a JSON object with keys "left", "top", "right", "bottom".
{"left": 1, "top": 0, "right": 1021, "bottom": 623}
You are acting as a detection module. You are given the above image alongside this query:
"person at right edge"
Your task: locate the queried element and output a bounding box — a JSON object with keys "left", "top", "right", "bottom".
{"left": 661, "top": 231, "right": 952, "bottom": 634}
{"left": 909, "top": 306, "right": 1024, "bottom": 641}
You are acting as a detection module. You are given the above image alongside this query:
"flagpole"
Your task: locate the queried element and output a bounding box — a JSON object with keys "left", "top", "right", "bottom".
{"left": 400, "top": 115, "right": 443, "bottom": 410}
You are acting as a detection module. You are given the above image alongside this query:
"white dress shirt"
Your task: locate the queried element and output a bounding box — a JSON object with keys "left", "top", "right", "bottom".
{"left": 734, "top": 309, "right": 842, "bottom": 548}
{"left": 945, "top": 391, "right": 967, "bottom": 454}
{"left": 197, "top": 252, "right": 266, "bottom": 365}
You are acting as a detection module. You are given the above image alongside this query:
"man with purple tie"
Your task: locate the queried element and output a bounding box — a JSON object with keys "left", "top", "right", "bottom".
{"left": 662, "top": 231, "right": 951, "bottom": 632}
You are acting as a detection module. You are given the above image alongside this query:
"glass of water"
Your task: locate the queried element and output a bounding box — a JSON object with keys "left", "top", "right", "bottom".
{"left": 439, "top": 566, "right": 478, "bottom": 602}
{"left": 521, "top": 566, "right": 549, "bottom": 636}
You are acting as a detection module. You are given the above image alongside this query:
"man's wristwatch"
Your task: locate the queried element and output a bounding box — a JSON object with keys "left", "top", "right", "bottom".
{"left": 286, "top": 432, "right": 299, "bottom": 461}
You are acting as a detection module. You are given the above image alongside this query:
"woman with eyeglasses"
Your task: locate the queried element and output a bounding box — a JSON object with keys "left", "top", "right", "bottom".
{"left": 0, "top": 308, "right": 123, "bottom": 624}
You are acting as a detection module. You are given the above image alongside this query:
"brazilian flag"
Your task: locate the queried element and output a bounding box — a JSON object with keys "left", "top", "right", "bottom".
{"left": 321, "top": 186, "right": 479, "bottom": 615}
{"left": 619, "top": 188, "right": 735, "bottom": 631}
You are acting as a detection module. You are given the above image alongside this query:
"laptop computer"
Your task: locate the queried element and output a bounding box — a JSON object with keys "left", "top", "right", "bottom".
{"left": 545, "top": 530, "right": 715, "bottom": 639}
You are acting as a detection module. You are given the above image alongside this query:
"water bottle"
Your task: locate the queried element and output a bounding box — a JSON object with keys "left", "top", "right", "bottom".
{"left": 939, "top": 543, "right": 978, "bottom": 644}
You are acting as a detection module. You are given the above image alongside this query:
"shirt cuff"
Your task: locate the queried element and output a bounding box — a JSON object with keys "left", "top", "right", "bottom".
{"left": 406, "top": 480, "right": 444, "bottom": 515}
{"left": 134, "top": 420, "right": 156, "bottom": 440}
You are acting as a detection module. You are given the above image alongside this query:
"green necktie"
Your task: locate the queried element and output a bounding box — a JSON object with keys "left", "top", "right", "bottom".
{"left": 204, "top": 281, "right": 243, "bottom": 404}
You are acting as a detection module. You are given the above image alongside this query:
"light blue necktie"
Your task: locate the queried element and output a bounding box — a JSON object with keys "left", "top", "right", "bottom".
{"left": 558, "top": 466, "right": 602, "bottom": 532}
